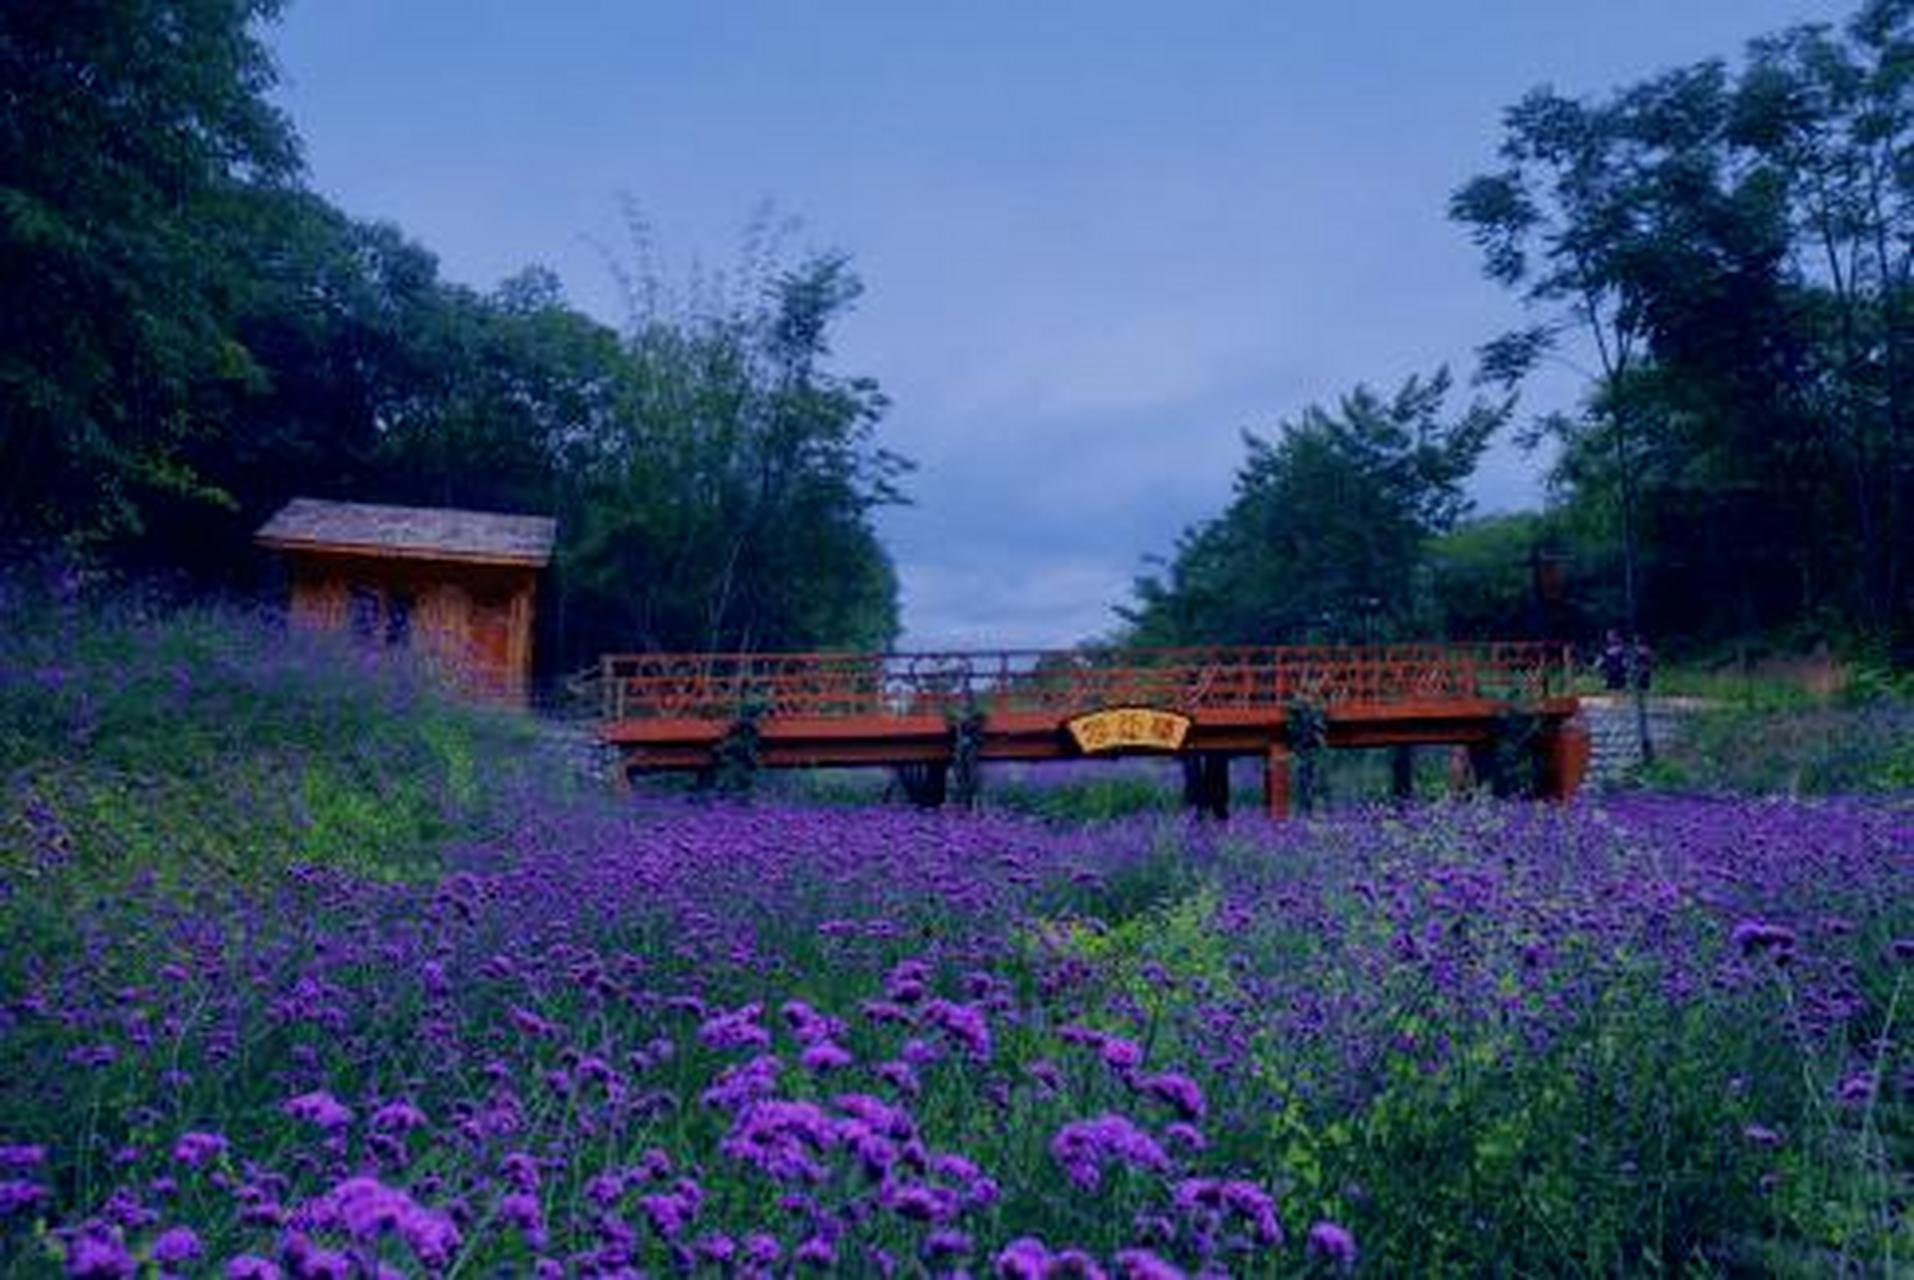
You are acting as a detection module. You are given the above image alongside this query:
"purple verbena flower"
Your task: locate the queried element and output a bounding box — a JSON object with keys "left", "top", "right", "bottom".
{"left": 500, "top": 1151, "right": 541, "bottom": 1192}
{"left": 795, "top": 1234, "right": 836, "bottom": 1267}
{"left": 925, "top": 1228, "right": 972, "bottom": 1258}
{"left": 695, "top": 1234, "right": 737, "bottom": 1264}
{"left": 924, "top": 999, "right": 993, "bottom": 1061}
{"left": 1099, "top": 1036, "right": 1145, "bottom": 1070}
{"left": 371, "top": 1101, "right": 427, "bottom": 1132}
{"left": 720, "top": 1100, "right": 836, "bottom": 1184}
{"left": 1730, "top": 919, "right": 1798, "bottom": 958}
{"left": 171, "top": 1132, "right": 228, "bottom": 1167}
{"left": 800, "top": 1041, "right": 854, "bottom": 1073}
{"left": 1836, "top": 1072, "right": 1875, "bottom": 1105}
{"left": 884, "top": 1181, "right": 960, "bottom": 1223}
{"left": 1, "top": 1179, "right": 49, "bottom": 1217}
{"left": 699, "top": 1003, "right": 773, "bottom": 1051}
{"left": 885, "top": 959, "right": 932, "bottom": 1003}
{"left": 282, "top": 1233, "right": 351, "bottom": 1280}
{"left": 149, "top": 1226, "right": 202, "bottom": 1267}
{"left": 1140, "top": 1072, "right": 1206, "bottom": 1120}
{"left": 64, "top": 1226, "right": 134, "bottom": 1278}
{"left": 781, "top": 1000, "right": 847, "bottom": 1044}
{"left": 1051, "top": 1249, "right": 1110, "bottom": 1279}
{"left": 994, "top": 1237, "right": 1055, "bottom": 1279}
{"left": 1164, "top": 1122, "right": 1207, "bottom": 1151}
{"left": 1306, "top": 1220, "right": 1358, "bottom": 1269}
{"left": 875, "top": 1059, "right": 921, "bottom": 1096}
{"left": 1114, "top": 1247, "right": 1186, "bottom": 1279}
{"left": 303, "top": 1176, "right": 461, "bottom": 1268}
{"left": 1051, "top": 1115, "right": 1169, "bottom": 1191}
{"left": 701, "top": 1055, "right": 782, "bottom": 1111}
{"left": 0, "top": 1145, "right": 46, "bottom": 1172}
{"left": 1173, "top": 1177, "right": 1283, "bottom": 1246}
{"left": 283, "top": 1090, "right": 353, "bottom": 1132}
{"left": 835, "top": 1093, "right": 915, "bottom": 1139}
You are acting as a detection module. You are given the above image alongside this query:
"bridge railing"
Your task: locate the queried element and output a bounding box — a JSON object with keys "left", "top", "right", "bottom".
{"left": 599, "top": 642, "right": 1572, "bottom": 723}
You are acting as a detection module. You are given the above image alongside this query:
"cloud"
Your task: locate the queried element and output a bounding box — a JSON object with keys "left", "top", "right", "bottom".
{"left": 892, "top": 557, "right": 1135, "bottom": 651}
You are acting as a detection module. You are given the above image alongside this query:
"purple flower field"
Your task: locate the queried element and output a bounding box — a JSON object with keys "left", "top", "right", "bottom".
{"left": 5, "top": 785, "right": 1911, "bottom": 1275}
{"left": 2, "top": 601, "right": 1910, "bottom": 1275}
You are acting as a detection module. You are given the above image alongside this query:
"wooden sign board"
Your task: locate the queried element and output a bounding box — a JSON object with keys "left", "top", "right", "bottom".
{"left": 1066, "top": 707, "right": 1192, "bottom": 754}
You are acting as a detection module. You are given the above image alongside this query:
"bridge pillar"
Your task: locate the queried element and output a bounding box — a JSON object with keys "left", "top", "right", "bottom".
{"left": 1537, "top": 719, "right": 1591, "bottom": 802}
{"left": 1263, "top": 744, "right": 1292, "bottom": 819}
{"left": 1447, "top": 745, "right": 1475, "bottom": 796}
{"left": 1467, "top": 742, "right": 1504, "bottom": 796}
{"left": 1182, "top": 753, "right": 1230, "bottom": 820}
{"left": 895, "top": 762, "right": 949, "bottom": 809}
{"left": 1390, "top": 744, "right": 1415, "bottom": 801}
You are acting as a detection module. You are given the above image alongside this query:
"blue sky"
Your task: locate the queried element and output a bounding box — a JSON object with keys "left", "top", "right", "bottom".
{"left": 269, "top": 0, "right": 1852, "bottom": 649}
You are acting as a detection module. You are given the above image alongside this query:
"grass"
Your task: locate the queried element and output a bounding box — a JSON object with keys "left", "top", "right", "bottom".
{"left": 1636, "top": 658, "right": 1914, "bottom": 795}
{"left": 0, "top": 577, "right": 550, "bottom": 892}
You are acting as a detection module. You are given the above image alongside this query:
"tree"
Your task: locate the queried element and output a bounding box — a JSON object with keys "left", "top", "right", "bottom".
{"left": 1454, "top": 60, "right": 1808, "bottom": 755}
{"left": 554, "top": 249, "right": 909, "bottom": 664}
{"left": 1455, "top": 1, "right": 1914, "bottom": 671}
{"left": 0, "top": 0, "right": 301, "bottom": 547}
{"left": 1124, "top": 371, "right": 1503, "bottom": 647}
{"left": 1734, "top": 1, "right": 1914, "bottom": 636}
{"left": 0, "top": 4, "right": 911, "bottom": 671}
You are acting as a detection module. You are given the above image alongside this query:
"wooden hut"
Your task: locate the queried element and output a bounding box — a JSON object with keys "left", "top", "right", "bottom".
{"left": 256, "top": 498, "right": 557, "bottom": 704}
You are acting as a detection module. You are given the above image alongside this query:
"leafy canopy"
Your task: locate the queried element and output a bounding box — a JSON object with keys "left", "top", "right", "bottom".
{"left": 0, "top": 0, "right": 300, "bottom": 544}
{"left": 1125, "top": 371, "right": 1504, "bottom": 646}
{"left": 1452, "top": 0, "right": 1914, "bottom": 652}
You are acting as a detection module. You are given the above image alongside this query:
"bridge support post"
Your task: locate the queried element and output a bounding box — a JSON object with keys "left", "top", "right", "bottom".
{"left": 895, "top": 762, "right": 949, "bottom": 809}
{"left": 1447, "top": 745, "right": 1475, "bottom": 796}
{"left": 1537, "top": 719, "right": 1591, "bottom": 802}
{"left": 1390, "top": 744, "right": 1415, "bottom": 802}
{"left": 1467, "top": 742, "right": 1502, "bottom": 797}
{"left": 1264, "top": 744, "right": 1292, "bottom": 819}
{"left": 1182, "top": 753, "right": 1230, "bottom": 820}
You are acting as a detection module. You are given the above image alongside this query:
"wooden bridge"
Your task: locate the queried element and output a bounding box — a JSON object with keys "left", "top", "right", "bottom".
{"left": 597, "top": 641, "right": 1590, "bottom": 818}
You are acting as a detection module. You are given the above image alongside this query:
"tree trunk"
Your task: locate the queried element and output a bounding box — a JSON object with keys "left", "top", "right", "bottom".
{"left": 1612, "top": 407, "right": 1655, "bottom": 768}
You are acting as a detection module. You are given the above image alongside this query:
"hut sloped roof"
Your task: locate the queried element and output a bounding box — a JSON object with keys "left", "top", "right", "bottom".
{"left": 255, "top": 498, "right": 556, "bottom": 567}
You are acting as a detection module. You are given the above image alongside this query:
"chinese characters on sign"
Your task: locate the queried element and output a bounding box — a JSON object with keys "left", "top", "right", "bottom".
{"left": 1065, "top": 707, "right": 1192, "bottom": 754}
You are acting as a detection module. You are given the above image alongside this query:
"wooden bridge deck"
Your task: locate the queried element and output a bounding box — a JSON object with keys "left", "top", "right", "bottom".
{"left": 597, "top": 642, "right": 1590, "bottom": 817}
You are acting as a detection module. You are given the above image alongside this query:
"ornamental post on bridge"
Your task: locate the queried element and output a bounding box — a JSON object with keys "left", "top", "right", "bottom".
{"left": 255, "top": 498, "right": 556, "bottom": 705}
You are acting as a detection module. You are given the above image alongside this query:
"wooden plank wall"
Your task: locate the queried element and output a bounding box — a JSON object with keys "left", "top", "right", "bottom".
{"left": 282, "top": 551, "right": 537, "bottom": 704}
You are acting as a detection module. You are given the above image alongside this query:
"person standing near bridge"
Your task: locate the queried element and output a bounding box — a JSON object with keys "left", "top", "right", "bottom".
{"left": 1629, "top": 634, "right": 1654, "bottom": 692}
{"left": 1597, "top": 629, "right": 1629, "bottom": 691}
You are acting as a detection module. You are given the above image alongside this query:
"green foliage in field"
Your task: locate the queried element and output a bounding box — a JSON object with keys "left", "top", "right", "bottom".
{"left": 1035, "top": 831, "right": 1912, "bottom": 1276}
{"left": 0, "top": 584, "right": 548, "bottom": 891}
{"left": 987, "top": 771, "right": 1184, "bottom": 823}
{"left": 1644, "top": 695, "right": 1914, "bottom": 796}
